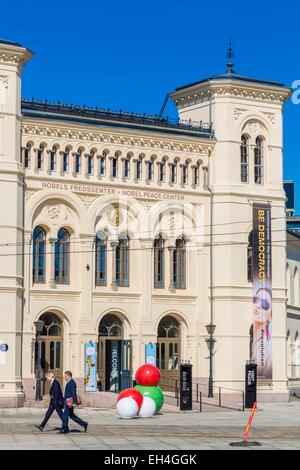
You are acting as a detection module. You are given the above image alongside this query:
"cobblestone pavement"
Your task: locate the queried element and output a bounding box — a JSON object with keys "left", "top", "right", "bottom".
{"left": 0, "top": 401, "right": 300, "bottom": 450}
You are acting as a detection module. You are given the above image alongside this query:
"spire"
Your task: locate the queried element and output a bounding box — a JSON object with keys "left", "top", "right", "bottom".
{"left": 226, "top": 35, "right": 235, "bottom": 74}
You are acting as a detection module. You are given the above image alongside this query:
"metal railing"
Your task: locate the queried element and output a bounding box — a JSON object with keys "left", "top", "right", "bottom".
{"left": 193, "top": 382, "right": 245, "bottom": 412}
{"left": 160, "top": 377, "right": 244, "bottom": 412}
{"left": 21, "top": 98, "right": 213, "bottom": 134}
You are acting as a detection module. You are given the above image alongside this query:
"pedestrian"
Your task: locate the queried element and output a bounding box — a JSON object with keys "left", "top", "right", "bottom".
{"left": 35, "top": 372, "right": 64, "bottom": 431}
{"left": 58, "top": 370, "right": 88, "bottom": 434}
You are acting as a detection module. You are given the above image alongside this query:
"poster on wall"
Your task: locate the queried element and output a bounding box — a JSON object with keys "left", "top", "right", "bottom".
{"left": 252, "top": 203, "right": 272, "bottom": 379}
{"left": 84, "top": 342, "right": 97, "bottom": 392}
{"left": 145, "top": 343, "right": 156, "bottom": 365}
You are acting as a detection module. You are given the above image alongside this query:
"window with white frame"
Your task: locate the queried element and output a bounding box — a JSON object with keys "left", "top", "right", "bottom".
{"left": 37, "top": 144, "right": 44, "bottom": 170}
{"left": 24, "top": 143, "right": 31, "bottom": 169}
{"left": 100, "top": 151, "right": 106, "bottom": 176}
{"left": 49, "top": 146, "right": 57, "bottom": 172}
{"left": 170, "top": 162, "right": 177, "bottom": 183}
{"left": 241, "top": 135, "right": 249, "bottom": 183}
{"left": 254, "top": 137, "right": 264, "bottom": 184}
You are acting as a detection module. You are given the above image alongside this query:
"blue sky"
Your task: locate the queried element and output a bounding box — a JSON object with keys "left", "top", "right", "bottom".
{"left": 2, "top": 0, "right": 300, "bottom": 210}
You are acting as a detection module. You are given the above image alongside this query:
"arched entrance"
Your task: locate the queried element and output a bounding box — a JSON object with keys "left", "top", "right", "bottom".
{"left": 98, "top": 314, "right": 131, "bottom": 392}
{"left": 157, "top": 315, "right": 181, "bottom": 389}
{"left": 35, "top": 313, "right": 63, "bottom": 395}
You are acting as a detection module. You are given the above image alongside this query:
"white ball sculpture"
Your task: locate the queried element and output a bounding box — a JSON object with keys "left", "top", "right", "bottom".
{"left": 116, "top": 397, "right": 138, "bottom": 419}
{"left": 138, "top": 396, "right": 156, "bottom": 418}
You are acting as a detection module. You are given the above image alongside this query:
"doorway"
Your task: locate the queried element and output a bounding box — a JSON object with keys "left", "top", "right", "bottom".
{"left": 157, "top": 315, "right": 180, "bottom": 390}
{"left": 35, "top": 313, "right": 63, "bottom": 395}
{"left": 98, "top": 314, "right": 132, "bottom": 392}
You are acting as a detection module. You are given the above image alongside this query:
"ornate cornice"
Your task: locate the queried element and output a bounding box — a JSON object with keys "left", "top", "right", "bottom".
{"left": 0, "top": 44, "right": 33, "bottom": 69}
{"left": 21, "top": 123, "right": 215, "bottom": 155}
{"left": 172, "top": 82, "right": 290, "bottom": 107}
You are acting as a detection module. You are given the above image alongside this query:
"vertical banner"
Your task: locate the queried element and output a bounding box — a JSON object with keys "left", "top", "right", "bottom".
{"left": 84, "top": 342, "right": 97, "bottom": 392}
{"left": 145, "top": 343, "right": 156, "bottom": 365}
{"left": 252, "top": 204, "right": 272, "bottom": 379}
{"left": 110, "top": 340, "right": 120, "bottom": 392}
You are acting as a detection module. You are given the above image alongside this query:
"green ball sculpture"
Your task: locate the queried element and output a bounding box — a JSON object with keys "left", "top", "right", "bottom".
{"left": 135, "top": 385, "right": 164, "bottom": 414}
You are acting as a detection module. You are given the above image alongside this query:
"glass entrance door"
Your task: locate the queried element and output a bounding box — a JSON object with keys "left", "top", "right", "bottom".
{"left": 35, "top": 313, "right": 63, "bottom": 395}
{"left": 157, "top": 316, "right": 180, "bottom": 391}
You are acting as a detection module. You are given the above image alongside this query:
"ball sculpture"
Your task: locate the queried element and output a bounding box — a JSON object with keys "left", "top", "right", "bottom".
{"left": 116, "top": 397, "right": 138, "bottom": 419}
{"left": 135, "top": 364, "right": 160, "bottom": 387}
{"left": 138, "top": 396, "right": 157, "bottom": 418}
{"left": 116, "top": 364, "right": 164, "bottom": 419}
{"left": 117, "top": 387, "right": 143, "bottom": 412}
{"left": 135, "top": 385, "right": 164, "bottom": 414}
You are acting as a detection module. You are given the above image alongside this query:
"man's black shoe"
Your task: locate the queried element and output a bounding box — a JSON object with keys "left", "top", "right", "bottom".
{"left": 34, "top": 425, "right": 43, "bottom": 431}
{"left": 57, "top": 430, "right": 69, "bottom": 434}
{"left": 83, "top": 423, "right": 88, "bottom": 433}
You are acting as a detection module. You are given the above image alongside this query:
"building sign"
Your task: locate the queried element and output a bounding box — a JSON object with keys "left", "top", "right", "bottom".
{"left": 245, "top": 362, "right": 257, "bottom": 408}
{"left": 252, "top": 203, "right": 272, "bottom": 379}
{"left": 0, "top": 344, "right": 8, "bottom": 352}
{"left": 180, "top": 363, "right": 193, "bottom": 410}
{"left": 110, "top": 340, "right": 120, "bottom": 392}
{"left": 145, "top": 343, "right": 156, "bottom": 365}
{"left": 84, "top": 342, "right": 97, "bottom": 392}
{"left": 39, "top": 181, "right": 185, "bottom": 201}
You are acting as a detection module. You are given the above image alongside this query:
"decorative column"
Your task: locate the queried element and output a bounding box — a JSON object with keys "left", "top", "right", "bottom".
{"left": 110, "top": 239, "right": 118, "bottom": 290}
{"left": 49, "top": 238, "right": 57, "bottom": 289}
{"left": 168, "top": 244, "right": 175, "bottom": 291}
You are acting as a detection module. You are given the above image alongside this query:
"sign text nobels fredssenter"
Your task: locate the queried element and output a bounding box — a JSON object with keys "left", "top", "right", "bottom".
{"left": 41, "top": 181, "right": 185, "bottom": 201}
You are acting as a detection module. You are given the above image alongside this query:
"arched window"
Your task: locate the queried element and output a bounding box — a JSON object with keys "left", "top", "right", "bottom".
{"left": 116, "top": 233, "right": 129, "bottom": 287}
{"left": 49, "top": 145, "right": 57, "bottom": 172}
{"left": 158, "top": 159, "right": 166, "bottom": 182}
{"left": 112, "top": 152, "right": 119, "bottom": 178}
{"left": 62, "top": 147, "right": 69, "bottom": 173}
{"left": 99, "top": 314, "right": 123, "bottom": 337}
{"left": 181, "top": 162, "right": 188, "bottom": 184}
{"left": 135, "top": 155, "right": 142, "bottom": 180}
{"left": 254, "top": 137, "right": 264, "bottom": 184}
{"left": 170, "top": 161, "right": 177, "bottom": 183}
{"left": 95, "top": 231, "right": 107, "bottom": 286}
{"left": 74, "top": 148, "right": 82, "bottom": 174}
{"left": 32, "top": 226, "right": 46, "bottom": 283}
{"left": 123, "top": 153, "right": 130, "bottom": 178}
{"left": 55, "top": 228, "right": 70, "bottom": 284}
{"left": 24, "top": 143, "right": 31, "bottom": 169}
{"left": 173, "top": 238, "right": 186, "bottom": 289}
{"left": 99, "top": 151, "right": 106, "bottom": 177}
{"left": 154, "top": 236, "right": 165, "bottom": 288}
{"left": 241, "top": 135, "right": 249, "bottom": 183}
{"left": 248, "top": 231, "right": 253, "bottom": 283}
{"left": 87, "top": 150, "right": 94, "bottom": 176}
{"left": 37, "top": 144, "right": 44, "bottom": 170}
{"left": 147, "top": 158, "right": 154, "bottom": 181}
{"left": 192, "top": 164, "right": 200, "bottom": 186}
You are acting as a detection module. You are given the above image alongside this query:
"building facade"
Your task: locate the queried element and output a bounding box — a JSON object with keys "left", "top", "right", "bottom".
{"left": 0, "top": 39, "right": 292, "bottom": 406}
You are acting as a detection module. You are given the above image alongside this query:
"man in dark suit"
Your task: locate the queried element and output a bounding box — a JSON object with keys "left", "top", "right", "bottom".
{"left": 58, "top": 370, "right": 88, "bottom": 434}
{"left": 35, "top": 372, "right": 64, "bottom": 431}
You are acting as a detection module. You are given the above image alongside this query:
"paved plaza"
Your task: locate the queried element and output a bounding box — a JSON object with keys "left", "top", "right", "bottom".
{"left": 0, "top": 400, "right": 300, "bottom": 450}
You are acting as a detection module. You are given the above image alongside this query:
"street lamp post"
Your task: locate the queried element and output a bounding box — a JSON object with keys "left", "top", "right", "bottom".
{"left": 205, "top": 323, "right": 216, "bottom": 398}
{"left": 34, "top": 320, "right": 45, "bottom": 401}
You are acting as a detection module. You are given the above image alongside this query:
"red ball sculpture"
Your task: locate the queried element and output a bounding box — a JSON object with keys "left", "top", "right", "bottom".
{"left": 135, "top": 364, "right": 160, "bottom": 387}
{"left": 117, "top": 388, "right": 143, "bottom": 411}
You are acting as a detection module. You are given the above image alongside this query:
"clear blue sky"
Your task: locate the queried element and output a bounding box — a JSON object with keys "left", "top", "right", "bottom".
{"left": 2, "top": 0, "right": 300, "bottom": 211}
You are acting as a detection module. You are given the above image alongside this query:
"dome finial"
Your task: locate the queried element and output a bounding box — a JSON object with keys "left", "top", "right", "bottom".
{"left": 226, "top": 35, "right": 235, "bottom": 73}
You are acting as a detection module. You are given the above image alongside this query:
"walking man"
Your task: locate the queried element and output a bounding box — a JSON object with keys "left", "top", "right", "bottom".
{"left": 58, "top": 370, "right": 88, "bottom": 434}
{"left": 35, "top": 372, "right": 64, "bottom": 431}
